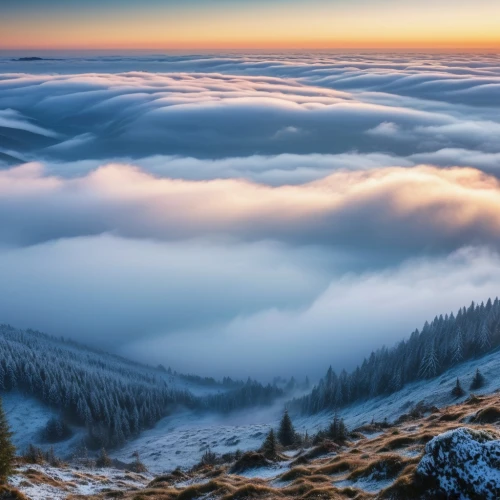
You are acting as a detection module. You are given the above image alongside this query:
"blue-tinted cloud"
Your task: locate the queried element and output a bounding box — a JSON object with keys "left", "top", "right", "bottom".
{"left": 1, "top": 53, "right": 500, "bottom": 378}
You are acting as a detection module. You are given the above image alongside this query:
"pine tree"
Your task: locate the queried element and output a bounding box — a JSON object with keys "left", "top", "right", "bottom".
{"left": 451, "top": 328, "right": 464, "bottom": 365}
{"left": 419, "top": 341, "right": 439, "bottom": 379}
{"left": 329, "top": 413, "right": 348, "bottom": 442}
{"left": 470, "top": 368, "right": 485, "bottom": 390}
{"left": 277, "top": 409, "right": 296, "bottom": 447}
{"left": 96, "top": 447, "right": 112, "bottom": 468}
{"left": 261, "top": 429, "right": 278, "bottom": 459}
{"left": 0, "top": 396, "right": 16, "bottom": 484}
{"left": 131, "top": 450, "right": 147, "bottom": 473}
{"left": 478, "top": 323, "right": 491, "bottom": 352}
{"left": 451, "top": 377, "right": 465, "bottom": 398}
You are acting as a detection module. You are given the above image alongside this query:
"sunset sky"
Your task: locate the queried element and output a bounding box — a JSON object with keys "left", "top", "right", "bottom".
{"left": 2, "top": 0, "right": 500, "bottom": 50}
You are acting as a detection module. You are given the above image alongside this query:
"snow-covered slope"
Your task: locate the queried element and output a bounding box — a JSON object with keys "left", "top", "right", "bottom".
{"left": 112, "top": 349, "right": 500, "bottom": 474}
{"left": 2, "top": 391, "right": 86, "bottom": 456}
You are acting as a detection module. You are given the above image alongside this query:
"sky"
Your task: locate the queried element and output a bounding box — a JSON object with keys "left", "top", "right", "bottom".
{"left": 1, "top": 0, "right": 500, "bottom": 50}
{"left": 1, "top": 52, "right": 500, "bottom": 380}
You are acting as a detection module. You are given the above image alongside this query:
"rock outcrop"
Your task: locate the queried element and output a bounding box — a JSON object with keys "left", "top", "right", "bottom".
{"left": 417, "top": 427, "right": 500, "bottom": 499}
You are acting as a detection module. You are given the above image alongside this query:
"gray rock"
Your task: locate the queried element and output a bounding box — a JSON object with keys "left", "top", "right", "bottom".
{"left": 417, "top": 427, "right": 500, "bottom": 499}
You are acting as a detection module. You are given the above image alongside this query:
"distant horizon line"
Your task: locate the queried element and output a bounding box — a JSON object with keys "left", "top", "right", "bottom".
{"left": 1, "top": 47, "right": 500, "bottom": 54}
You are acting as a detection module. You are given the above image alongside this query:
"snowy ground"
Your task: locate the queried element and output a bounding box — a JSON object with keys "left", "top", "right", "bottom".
{"left": 113, "top": 408, "right": 279, "bottom": 473}
{"left": 9, "top": 463, "right": 153, "bottom": 500}
{"left": 114, "top": 348, "right": 500, "bottom": 473}
{"left": 2, "top": 392, "right": 87, "bottom": 457}
{"left": 4, "top": 348, "right": 500, "bottom": 477}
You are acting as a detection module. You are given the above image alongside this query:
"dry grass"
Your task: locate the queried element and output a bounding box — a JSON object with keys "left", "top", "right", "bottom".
{"left": 473, "top": 406, "right": 500, "bottom": 423}
{"left": 0, "top": 485, "right": 27, "bottom": 500}
{"left": 28, "top": 392, "right": 500, "bottom": 500}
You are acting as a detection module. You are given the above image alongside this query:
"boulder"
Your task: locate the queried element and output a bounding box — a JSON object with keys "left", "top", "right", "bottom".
{"left": 417, "top": 427, "right": 500, "bottom": 499}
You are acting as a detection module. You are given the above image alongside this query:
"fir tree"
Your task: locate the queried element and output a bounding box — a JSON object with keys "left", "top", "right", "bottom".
{"left": 261, "top": 429, "right": 278, "bottom": 459}
{"left": 131, "top": 450, "right": 147, "bottom": 473}
{"left": 419, "top": 341, "right": 439, "bottom": 379}
{"left": 0, "top": 396, "right": 16, "bottom": 484}
{"left": 470, "top": 368, "right": 485, "bottom": 390}
{"left": 277, "top": 409, "right": 296, "bottom": 447}
{"left": 451, "top": 377, "right": 465, "bottom": 398}
{"left": 329, "top": 413, "right": 348, "bottom": 442}
{"left": 96, "top": 447, "right": 112, "bottom": 468}
{"left": 478, "top": 323, "right": 491, "bottom": 352}
{"left": 451, "top": 328, "right": 464, "bottom": 365}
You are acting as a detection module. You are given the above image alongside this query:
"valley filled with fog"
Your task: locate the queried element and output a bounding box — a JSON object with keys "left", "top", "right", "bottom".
{"left": 1, "top": 52, "right": 500, "bottom": 379}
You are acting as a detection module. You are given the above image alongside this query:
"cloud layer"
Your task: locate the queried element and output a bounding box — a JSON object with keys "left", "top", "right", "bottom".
{"left": 1, "top": 53, "right": 500, "bottom": 378}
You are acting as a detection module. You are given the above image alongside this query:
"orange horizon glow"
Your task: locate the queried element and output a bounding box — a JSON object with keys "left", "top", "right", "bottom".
{"left": 2, "top": 40, "right": 500, "bottom": 52}
{"left": 2, "top": 0, "right": 500, "bottom": 53}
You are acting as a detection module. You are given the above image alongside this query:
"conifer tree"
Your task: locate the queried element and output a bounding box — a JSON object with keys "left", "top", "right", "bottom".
{"left": 478, "top": 323, "right": 491, "bottom": 352}
{"left": 96, "top": 447, "right": 112, "bottom": 468}
{"left": 451, "top": 377, "right": 465, "bottom": 398}
{"left": 277, "top": 409, "right": 296, "bottom": 447}
{"left": 419, "top": 341, "right": 439, "bottom": 378}
{"left": 131, "top": 450, "right": 147, "bottom": 473}
{"left": 329, "top": 413, "right": 348, "bottom": 442}
{"left": 451, "top": 328, "right": 464, "bottom": 365}
{"left": 261, "top": 429, "right": 278, "bottom": 459}
{"left": 0, "top": 396, "right": 15, "bottom": 484}
{"left": 470, "top": 368, "right": 485, "bottom": 390}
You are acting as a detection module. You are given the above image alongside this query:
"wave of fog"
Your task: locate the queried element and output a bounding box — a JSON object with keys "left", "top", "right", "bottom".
{"left": 2, "top": 163, "right": 500, "bottom": 256}
{"left": 0, "top": 52, "right": 500, "bottom": 379}
{"left": 0, "top": 236, "right": 498, "bottom": 379}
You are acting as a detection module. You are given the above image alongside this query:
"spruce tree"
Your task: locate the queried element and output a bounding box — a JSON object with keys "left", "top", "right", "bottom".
{"left": 451, "top": 377, "right": 465, "bottom": 398}
{"left": 261, "top": 429, "right": 278, "bottom": 459}
{"left": 0, "top": 396, "right": 15, "bottom": 484}
{"left": 277, "top": 409, "right": 295, "bottom": 447}
{"left": 470, "top": 368, "right": 485, "bottom": 390}
{"left": 329, "top": 413, "right": 348, "bottom": 442}
{"left": 96, "top": 447, "right": 112, "bottom": 468}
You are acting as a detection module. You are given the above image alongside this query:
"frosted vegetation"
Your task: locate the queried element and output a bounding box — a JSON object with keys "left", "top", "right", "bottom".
{"left": 296, "top": 298, "right": 500, "bottom": 414}
{"left": 1, "top": 297, "right": 499, "bottom": 457}
{"left": 0, "top": 325, "right": 287, "bottom": 449}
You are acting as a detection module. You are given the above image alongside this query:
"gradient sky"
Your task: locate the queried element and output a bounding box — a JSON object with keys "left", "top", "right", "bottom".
{"left": 1, "top": 0, "right": 500, "bottom": 50}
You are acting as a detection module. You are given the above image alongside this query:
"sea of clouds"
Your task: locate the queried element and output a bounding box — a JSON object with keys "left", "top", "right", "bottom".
{"left": 1, "top": 52, "right": 500, "bottom": 379}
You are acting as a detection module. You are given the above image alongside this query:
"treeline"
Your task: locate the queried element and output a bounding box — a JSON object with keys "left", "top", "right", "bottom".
{"left": 158, "top": 364, "right": 245, "bottom": 389}
{"left": 297, "top": 298, "right": 500, "bottom": 414}
{"left": 201, "top": 378, "right": 284, "bottom": 412}
{"left": 0, "top": 325, "right": 196, "bottom": 448}
{"left": 0, "top": 325, "right": 290, "bottom": 448}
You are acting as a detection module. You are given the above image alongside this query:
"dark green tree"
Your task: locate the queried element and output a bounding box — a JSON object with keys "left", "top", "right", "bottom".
{"left": 277, "top": 409, "right": 295, "bottom": 447}
{"left": 131, "top": 450, "right": 147, "bottom": 473}
{"left": 0, "top": 396, "right": 16, "bottom": 484}
{"left": 451, "top": 377, "right": 465, "bottom": 398}
{"left": 470, "top": 368, "right": 485, "bottom": 390}
{"left": 96, "top": 447, "right": 112, "bottom": 468}
{"left": 329, "top": 413, "right": 348, "bottom": 442}
{"left": 261, "top": 429, "right": 278, "bottom": 459}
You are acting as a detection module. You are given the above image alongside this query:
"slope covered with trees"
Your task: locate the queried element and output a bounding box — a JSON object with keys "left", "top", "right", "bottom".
{"left": 297, "top": 298, "right": 500, "bottom": 414}
{"left": 0, "top": 325, "right": 287, "bottom": 448}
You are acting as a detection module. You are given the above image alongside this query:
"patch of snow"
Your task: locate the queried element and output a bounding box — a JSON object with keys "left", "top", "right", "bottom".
{"left": 2, "top": 391, "right": 86, "bottom": 458}
{"left": 335, "top": 476, "right": 393, "bottom": 493}
{"left": 9, "top": 463, "right": 153, "bottom": 500}
{"left": 235, "top": 460, "right": 292, "bottom": 480}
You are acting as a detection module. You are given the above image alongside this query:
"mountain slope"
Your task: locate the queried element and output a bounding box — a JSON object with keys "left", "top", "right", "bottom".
{"left": 0, "top": 325, "right": 284, "bottom": 453}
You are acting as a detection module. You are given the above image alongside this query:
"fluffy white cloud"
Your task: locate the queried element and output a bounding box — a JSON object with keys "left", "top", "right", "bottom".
{"left": 120, "top": 247, "right": 500, "bottom": 378}
{"left": 1, "top": 52, "right": 500, "bottom": 378}
{"left": 2, "top": 162, "right": 500, "bottom": 257}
